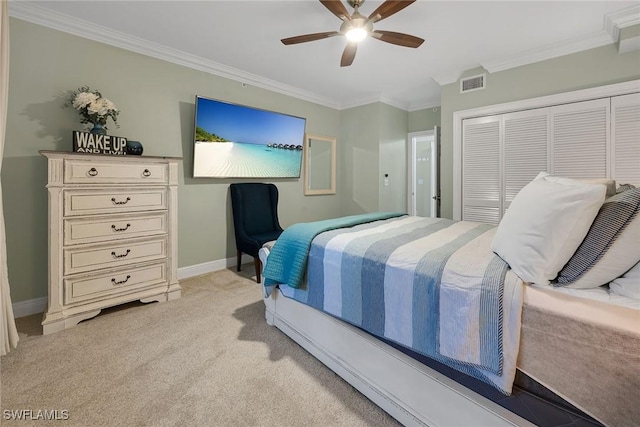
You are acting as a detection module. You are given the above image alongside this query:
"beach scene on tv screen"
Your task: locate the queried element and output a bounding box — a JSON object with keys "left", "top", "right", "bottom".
{"left": 193, "top": 98, "right": 306, "bottom": 178}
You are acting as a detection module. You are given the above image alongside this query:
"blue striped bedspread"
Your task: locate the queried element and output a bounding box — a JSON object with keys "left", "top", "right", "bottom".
{"left": 267, "top": 215, "right": 525, "bottom": 394}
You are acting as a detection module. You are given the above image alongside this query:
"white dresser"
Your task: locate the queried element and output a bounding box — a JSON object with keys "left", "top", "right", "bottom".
{"left": 40, "top": 151, "right": 182, "bottom": 334}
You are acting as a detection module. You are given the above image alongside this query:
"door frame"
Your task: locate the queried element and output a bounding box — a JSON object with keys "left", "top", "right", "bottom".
{"left": 407, "top": 128, "right": 440, "bottom": 217}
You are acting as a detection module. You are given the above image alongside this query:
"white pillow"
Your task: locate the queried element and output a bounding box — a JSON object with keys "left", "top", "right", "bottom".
{"left": 542, "top": 174, "right": 615, "bottom": 197}
{"left": 610, "top": 262, "right": 640, "bottom": 299}
{"left": 492, "top": 173, "right": 606, "bottom": 285}
{"left": 577, "top": 178, "right": 616, "bottom": 198}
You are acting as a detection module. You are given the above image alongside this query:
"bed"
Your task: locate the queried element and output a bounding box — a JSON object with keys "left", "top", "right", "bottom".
{"left": 259, "top": 180, "right": 640, "bottom": 427}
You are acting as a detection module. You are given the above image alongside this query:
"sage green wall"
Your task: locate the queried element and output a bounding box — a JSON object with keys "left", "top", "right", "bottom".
{"left": 439, "top": 43, "right": 640, "bottom": 219}
{"left": 620, "top": 24, "right": 640, "bottom": 42}
{"left": 3, "top": 18, "right": 342, "bottom": 303}
{"left": 339, "top": 103, "right": 380, "bottom": 214}
{"left": 307, "top": 138, "right": 333, "bottom": 191}
{"left": 379, "top": 103, "right": 408, "bottom": 213}
{"left": 408, "top": 107, "right": 441, "bottom": 133}
{"left": 339, "top": 102, "right": 411, "bottom": 215}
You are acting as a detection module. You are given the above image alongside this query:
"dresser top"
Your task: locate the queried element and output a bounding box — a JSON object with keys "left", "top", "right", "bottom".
{"left": 39, "top": 150, "right": 183, "bottom": 162}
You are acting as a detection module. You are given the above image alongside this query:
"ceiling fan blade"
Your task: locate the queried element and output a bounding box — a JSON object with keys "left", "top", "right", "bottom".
{"left": 281, "top": 31, "right": 341, "bottom": 45}
{"left": 368, "top": 0, "right": 416, "bottom": 23}
{"left": 371, "top": 30, "right": 424, "bottom": 48}
{"left": 340, "top": 43, "right": 357, "bottom": 67}
{"left": 320, "top": 0, "right": 351, "bottom": 21}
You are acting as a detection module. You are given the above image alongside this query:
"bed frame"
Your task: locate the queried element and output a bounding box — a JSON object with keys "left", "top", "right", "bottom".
{"left": 262, "top": 283, "right": 534, "bottom": 427}
{"left": 257, "top": 80, "right": 640, "bottom": 426}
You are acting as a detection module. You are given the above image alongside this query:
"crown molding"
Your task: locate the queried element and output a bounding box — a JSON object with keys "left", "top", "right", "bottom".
{"left": 4, "top": 1, "right": 440, "bottom": 113}
{"left": 408, "top": 100, "right": 441, "bottom": 112}
{"left": 379, "top": 96, "right": 409, "bottom": 111}
{"left": 604, "top": 4, "right": 640, "bottom": 41}
{"left": 8, "top": 1, "right": 342, "bottom": 110}
{"left": 329, "top": 94, "right": 440, "bottom": 112}
{"left": 436, "top": 5, "right": 640, "bottom": 86}
{"left": 9, "top": 1, "right": 637, "bottom": 112}
{"left": 482, "top": 30, "right": 614, "bottom": 73}
{"left": 481, "top": 5, "right": 640, "bottom": 74}
{"left": 339, "top": 95, "right": 409, "bottom": 111}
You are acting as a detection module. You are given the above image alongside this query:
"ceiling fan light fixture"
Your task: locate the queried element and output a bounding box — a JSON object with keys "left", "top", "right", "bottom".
{"left": 346, "top": 27, "right": 368, "bottom": 42}
{"left": 283, "top": 0, "right": 423, "bottom": 66}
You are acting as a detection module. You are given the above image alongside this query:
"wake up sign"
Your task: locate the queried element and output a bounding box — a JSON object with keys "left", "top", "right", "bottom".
{"left": 72, "top": 131, "right": 128, "bottom": 155}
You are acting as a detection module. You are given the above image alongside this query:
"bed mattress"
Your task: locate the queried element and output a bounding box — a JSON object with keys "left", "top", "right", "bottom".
{"left": 518, "top": 285, "right": 640, "bottom": 426}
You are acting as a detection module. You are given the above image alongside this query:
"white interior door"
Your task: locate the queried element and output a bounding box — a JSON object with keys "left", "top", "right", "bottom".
{"left": 408, "top": 127, "right": 440, "bottom": 217}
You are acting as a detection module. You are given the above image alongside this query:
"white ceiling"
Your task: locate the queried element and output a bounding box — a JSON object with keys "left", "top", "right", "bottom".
{"left": 9, "top": 0, "right": 640, "bottom": 110}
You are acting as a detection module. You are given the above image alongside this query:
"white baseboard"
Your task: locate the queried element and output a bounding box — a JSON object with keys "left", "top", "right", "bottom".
{"left": 12, "top": 296, "right": 48, "bottom": 319}
{"left": 177, "top": 254, "right": 254, "bottom": 280}
{"left": 12, "top": 254, "right": 255, "bottom": 319}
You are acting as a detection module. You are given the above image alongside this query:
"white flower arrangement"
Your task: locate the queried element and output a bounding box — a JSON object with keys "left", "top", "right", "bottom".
{"left": 66, "top": 86, "right": 120, "bottom": 130}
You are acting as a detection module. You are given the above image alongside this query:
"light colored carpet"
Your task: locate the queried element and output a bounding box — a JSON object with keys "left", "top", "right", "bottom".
{"left": 1, "top": 266, "right": 400, "bottom": 426}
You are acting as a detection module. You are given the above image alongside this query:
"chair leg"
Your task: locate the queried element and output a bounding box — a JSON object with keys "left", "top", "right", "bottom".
{"left": 254, "top": 257, "right": 262, "bottom": 284}
{"left": 237, "top": 250, "right": 242, "bottom": 272}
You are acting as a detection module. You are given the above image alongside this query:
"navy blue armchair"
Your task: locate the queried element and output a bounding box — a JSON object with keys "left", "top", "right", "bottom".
{"left": 230, "top": 183, "right": 283, "bottom": 283}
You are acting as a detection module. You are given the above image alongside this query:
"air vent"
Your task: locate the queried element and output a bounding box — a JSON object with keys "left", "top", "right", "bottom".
{"left": 460, "top": 74, "right": 486, "bottom": 93}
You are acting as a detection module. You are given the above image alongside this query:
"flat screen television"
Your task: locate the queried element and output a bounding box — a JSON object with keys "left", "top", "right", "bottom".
{"left": 192, "top": 96, "right": 307, "bottom": 178}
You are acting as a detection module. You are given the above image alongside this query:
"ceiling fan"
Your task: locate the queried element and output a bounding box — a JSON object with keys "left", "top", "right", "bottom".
{"left": 281, "top": 0, "right": 424, "bottom": 67}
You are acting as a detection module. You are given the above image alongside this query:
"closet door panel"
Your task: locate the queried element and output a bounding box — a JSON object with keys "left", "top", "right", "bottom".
{"left": 503, "top": 110, "right": 549, "bottom": 211}
{"left": 550, "top": 98, "right": 609, "bottom": 179}
{"left": 612, "top": 93, "right": 640, "bottom": 186}
{"left": 462, "top": 116, "right": 501, "bottom": 224}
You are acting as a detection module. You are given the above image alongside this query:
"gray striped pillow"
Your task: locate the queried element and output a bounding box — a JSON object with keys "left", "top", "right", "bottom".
{"left": 554, "top": 187, "right": 640, "bottom": 289}
{"left": 617, "top": 183, "right": 636, "bottom": 194}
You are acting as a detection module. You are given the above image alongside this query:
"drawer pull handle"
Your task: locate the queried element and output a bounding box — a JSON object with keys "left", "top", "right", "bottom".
{"left": 111, "top": 223, "right": 131, "bottom": 232}
{"left": 142, "top": 169, "right": 151, "bottom": 177}
{"left": 111, "top": 197, "right": 131, "bottom": 205}
{"left": 88, "top": 167, "right": 98, "bottom": 177}
{"left": 111, "top": 249, "right": 131, "bottom": 259}
{"left": 111, "top": 275, "right": 131, "bottom": 286}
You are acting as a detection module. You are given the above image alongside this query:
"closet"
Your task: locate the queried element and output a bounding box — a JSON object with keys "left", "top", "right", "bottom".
{"left": 455, "top": 82, "right": 640, "bottom": 224}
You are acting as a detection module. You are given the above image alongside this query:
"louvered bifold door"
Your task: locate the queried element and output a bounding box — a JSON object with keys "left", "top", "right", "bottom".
{"left": 550, "top": 98, "right": 610, "bottom": 179}
{"left": 462, "top": 116, "right": 501, "bottom": 224}
{"left": 503, "top": 109, "right": 550, "bottom": 214}
{"left": 611, "top": 93, "right": 640, "bottom": 186}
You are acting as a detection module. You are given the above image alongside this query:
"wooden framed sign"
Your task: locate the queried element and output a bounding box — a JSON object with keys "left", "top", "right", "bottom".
{"left": 72, "top": 131, "right": 128, "bottom": 155}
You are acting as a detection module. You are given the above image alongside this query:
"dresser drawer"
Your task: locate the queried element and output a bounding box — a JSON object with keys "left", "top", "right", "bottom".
{"left": 64, "top": 188, "right": 167, "bottom": 216}
{"left": 64, "top": 212, "right": 167, "bottom": 245}
{"left": 64, "top": 237, "right": 167, "bottom": 275}
{"left": 64, "top": 159, "right": 168, "bottom": 184}
{"left": 64, "top": 263, "right": 167, "bottom": 305}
